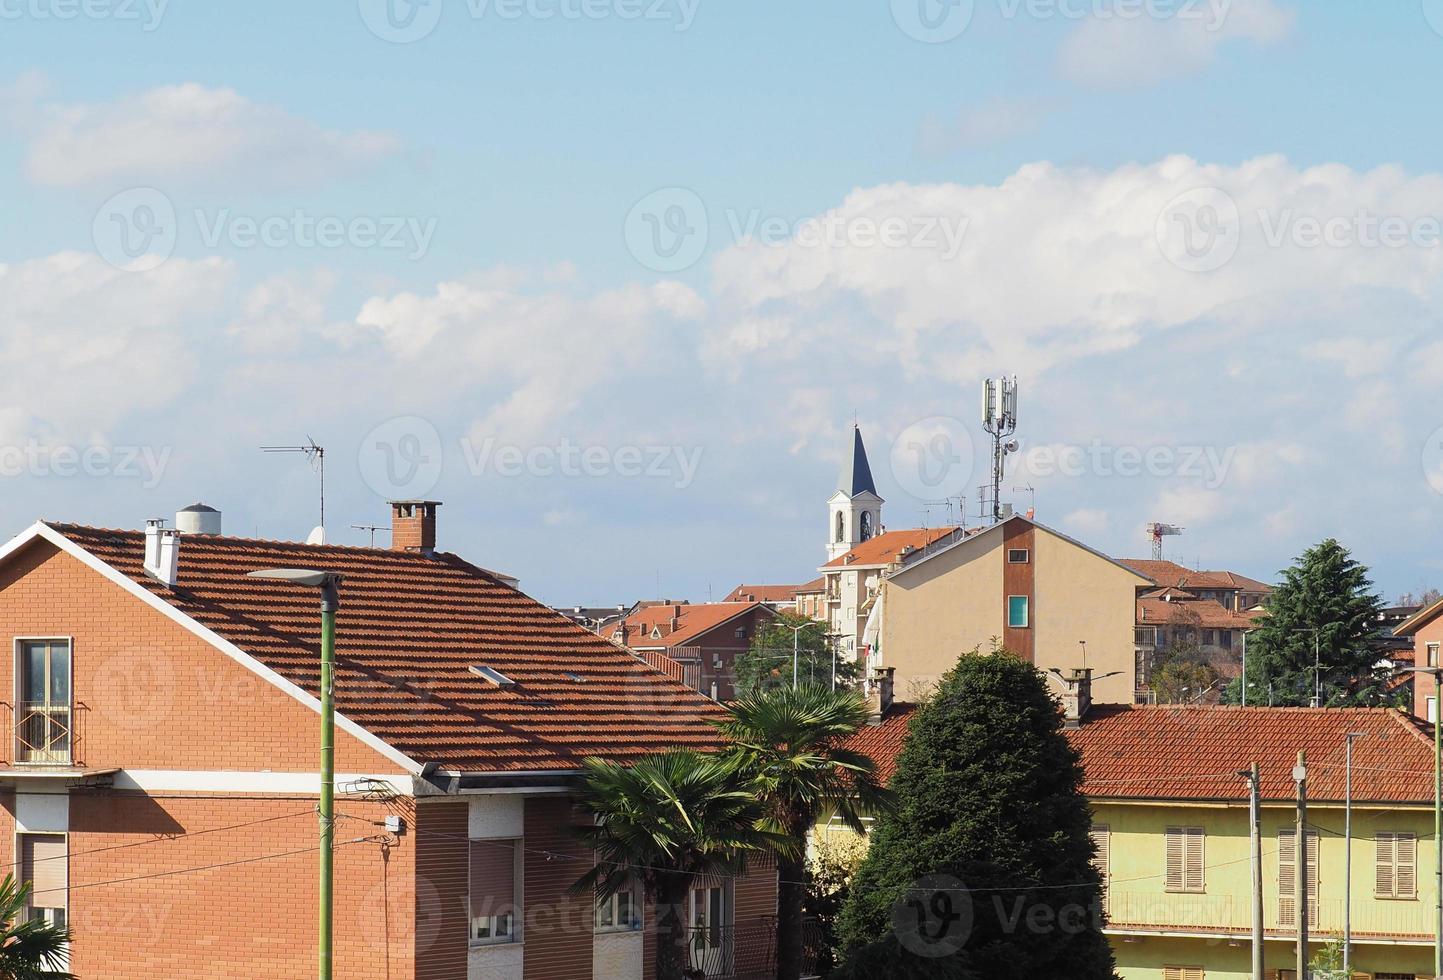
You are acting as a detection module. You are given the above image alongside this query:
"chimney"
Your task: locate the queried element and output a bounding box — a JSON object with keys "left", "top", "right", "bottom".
{"left": 866, "top": 666, "right": 895, "bottom": 726}
{"left": 1061, "top": 668, "right": 1094, "bottom": 729}
{"left": 390, "top": 501, "right": 441, "bottom": 554}
{"left": 143, "top": 519, "right": 180, "bottom": 588}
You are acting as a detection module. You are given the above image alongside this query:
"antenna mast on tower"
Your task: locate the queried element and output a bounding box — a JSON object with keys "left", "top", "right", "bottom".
{"left": 979, "top": 376, "right": 1020, "bottom": 524}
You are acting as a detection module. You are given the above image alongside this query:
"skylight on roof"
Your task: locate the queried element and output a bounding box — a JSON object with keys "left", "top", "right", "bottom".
{"left": 469, "top": 665, "right": 516, "bottom": 689}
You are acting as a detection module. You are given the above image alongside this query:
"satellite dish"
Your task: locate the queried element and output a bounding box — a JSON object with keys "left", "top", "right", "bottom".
{"left": 306, "top": 526, "right": 326, "bottom": 546}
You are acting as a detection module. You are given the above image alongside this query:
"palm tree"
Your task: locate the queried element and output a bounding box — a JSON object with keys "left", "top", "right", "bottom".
{"left": 571, "top": 751, "right": 787, "bottom": 980}
{"left": 716, "top": 684, "right": 894, "bottom": 980}
{"left": 0, "top": 875, "right": 72, "bottom": 980}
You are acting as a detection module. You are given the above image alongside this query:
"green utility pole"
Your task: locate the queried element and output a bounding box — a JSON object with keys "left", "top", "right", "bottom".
{"left": 319, "top": 586, "right": 337, "bottom": 980}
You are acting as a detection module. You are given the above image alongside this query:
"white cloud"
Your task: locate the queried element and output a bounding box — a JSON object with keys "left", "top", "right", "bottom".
{"left": 0, "top": 251, "right": 232, "bottom": 444}
{"left": 16, "top": 80, "right": 400, "bottom": 189}
{"left": 1056, "top": 0, "right": 1295, "bottom": 89}
{"left": 226, "top": 269, "right": 341, "bottom": 354}
{"left": 918, "top": 97, "right": 1052, "bottom": 155}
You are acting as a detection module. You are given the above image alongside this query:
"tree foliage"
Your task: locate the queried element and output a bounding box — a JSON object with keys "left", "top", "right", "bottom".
{"left": 836, "top": 650, "right": 1116, "bottom": 980}
{"left": 0, "top": 874, "right": 72, "bottom": 980}
{"left": 732, "top": 613, "right": 860, "bottom": 696}
{"left": 1225, "top": 539, "right": 1388, "bottom": 706}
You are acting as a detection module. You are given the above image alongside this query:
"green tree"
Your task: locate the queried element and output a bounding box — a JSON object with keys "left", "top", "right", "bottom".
{"left": 733, "top": 614, "right": 859, "bottom": 696}
{"left": 836, "top": 651, "right": 1116, "bottom": 980}
{"left": 1149, "top": 642, "right": 1219, "bottom": 704}
{"left": 1225, "top": 539, "right": 1388, "bottom": 706}
{"left": 570, "top": 752, "right": 785, "bottom": 980}
{"left": 0, "top": 875, "right": 72, "bottom": 980}
{"left": 715, "top": 684, "right": 892, "bottom": 980}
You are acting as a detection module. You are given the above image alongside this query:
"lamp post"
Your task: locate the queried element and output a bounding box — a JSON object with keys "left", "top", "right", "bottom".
{"left": 248, "top": 568, "right": 342, "bottom": 980}
{"left": 1402, "top": 664, "right": 1443, "bottom": 977}
{"left": 1343, "top": 731, "right": 1366, "bottom": 974}
{"left": 785, "top": 622, "right": 819, "bottom": 689}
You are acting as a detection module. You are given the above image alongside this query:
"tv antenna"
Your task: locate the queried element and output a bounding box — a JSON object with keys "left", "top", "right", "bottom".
{"left": 980, "top": 376, "right": 1020, "bottom": 524}
{"left": 1012, "top": 484, "right": 1036, "bottom": 517}
{"left": 351, "top": 523, "right": 390, "bottom": 548}
{"left": 262, "top": 438, "right": 326, "bottom": 533}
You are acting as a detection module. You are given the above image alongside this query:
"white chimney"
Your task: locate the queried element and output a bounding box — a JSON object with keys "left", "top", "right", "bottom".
{"left": 144, "top": 519, "right": 180, "bottom": 588}
{"left": 176, "top": 503, "right": 222, "bottom": 535}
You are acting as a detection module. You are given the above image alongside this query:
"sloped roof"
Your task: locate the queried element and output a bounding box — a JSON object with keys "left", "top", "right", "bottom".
{"left": 821, "top": 527, "right": 962, "bottom": 570}
{"left": 1117, "top": 559, "right": 1273, "bottom": 594}
{"left": 1136, "top": 596, "right": 1264, "bottom": 630}
{"left": 839, "top": 702, "right": 917, "bottom": 785}
{"left": 613, "top": 601, "right": 773, "bottom": 648}
{"left": 1071, "top": 705, "right": 1435, "bottom": 804}
{"left": 723, "top": 584, "right": 803, "bottom": 603}
{"left": 837, "top": 425, "right": 877, "bottom": 498}
{"left": 1394, "top": 595, "right": 1443, "bottom": 637}
{"left": 792, "top": 576, "right": 826, "bottom": 595}
{"left": 39, "top": 523, "right": 726, "bottom": 773}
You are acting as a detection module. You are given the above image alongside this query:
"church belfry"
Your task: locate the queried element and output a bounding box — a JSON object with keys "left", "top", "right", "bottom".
{"left": 826, "top": 425, "right": 884, "bottom": 561}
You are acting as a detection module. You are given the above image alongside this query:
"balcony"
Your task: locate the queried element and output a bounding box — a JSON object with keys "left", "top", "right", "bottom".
{"left": 3, "top": 701, "right": 87, "bottom": 767}
{"left": 685, "top": 919, "right": 822, "bottom": 979}
{"left": 1105, "top": 890, "right": 1435, "bottom": 944}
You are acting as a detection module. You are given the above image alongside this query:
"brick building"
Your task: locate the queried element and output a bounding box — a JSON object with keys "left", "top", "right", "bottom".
{"left": 0, "top": 501, "right": 778, "bottom": 979}
{"left": 604, "top": 601, "right": 777, "bottom": 702}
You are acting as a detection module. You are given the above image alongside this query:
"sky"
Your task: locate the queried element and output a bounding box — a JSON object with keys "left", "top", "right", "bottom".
{"left": 3, "top": 0, "right": 1443, "bottom": 606}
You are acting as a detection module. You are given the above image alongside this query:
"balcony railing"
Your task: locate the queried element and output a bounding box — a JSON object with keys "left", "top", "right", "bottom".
{"left": 1105, "top": 890, "right": 1435, "bottom": 942}
{"left": 3, "top": 701, "right": 86, "bottom": 766}
{"left": 684, "top": 919, "right": 821, "bottom": 979}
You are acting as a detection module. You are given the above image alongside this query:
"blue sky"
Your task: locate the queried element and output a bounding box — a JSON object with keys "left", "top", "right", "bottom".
{"left": 4, "top": 0, "right": 1443, "bottom": 605}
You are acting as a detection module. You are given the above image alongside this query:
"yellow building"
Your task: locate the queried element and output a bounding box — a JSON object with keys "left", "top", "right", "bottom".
{"left": 878, "top": 514, "right": 1150, "bottom": 705}
{"left": 1072, "top": 701, "right": 1438, "bottom": 979}
{"left": 838, "top": 680, "right": 1441, "bottom": 979}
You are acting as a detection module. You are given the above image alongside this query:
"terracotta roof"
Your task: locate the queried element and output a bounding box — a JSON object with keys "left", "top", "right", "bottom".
{"left": 792, "top": 576, "right": 826, "bottom": 595}
{"left": 722, "top": 584, "right": 802, "bottom": 603}
{"left": 1118, "top": 559, "right": 1273, "bottom": 594}
{"left": 43, "top": 523, "right": 726, "bottom": 773}
{"left": 612, "top": 601, "right": 773, "bottom": 649}
{"left": 1136, "top": 596, "right": 1263, "bottom": 631}
{"left": 839, "top": 703, "right": 917, "bottom": 784}
{"left": 821, "top": 527, "right": 961, "bottom": 569}
{"left": 1070, "top": 705, "right": 1436, "bottom": 803}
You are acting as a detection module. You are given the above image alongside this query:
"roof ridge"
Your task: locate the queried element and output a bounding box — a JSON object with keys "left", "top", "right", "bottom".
{"left": 46, "top": 521, "right": 463, "bottom": 562}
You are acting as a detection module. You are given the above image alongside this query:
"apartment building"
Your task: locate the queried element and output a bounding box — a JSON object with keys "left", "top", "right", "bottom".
{"left": 603, "top": 600, "right": 777, "bottom": 702}
{"left": 0, "top": 502, "right": 777, "bottom": 980}
{"left": 1393, "top": 597, "right": 1443, "bottom": 721}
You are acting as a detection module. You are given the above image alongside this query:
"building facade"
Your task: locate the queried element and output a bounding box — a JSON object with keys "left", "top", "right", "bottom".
{"left": 604, "top": 600, "right": 777, "bottom": 702}
{"left": 0, "top": 505, "right": 778, "bottom": 979}
{"left": 1393, "top": 597, "right": 1443, "bottom": 721}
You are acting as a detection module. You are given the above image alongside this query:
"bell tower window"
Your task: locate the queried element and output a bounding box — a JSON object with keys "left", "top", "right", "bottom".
{"left": 859, "top": 511, "right": 874, "bottom": 541}
{"left": 835, "top": 511, "right": 845, "bottom": 543}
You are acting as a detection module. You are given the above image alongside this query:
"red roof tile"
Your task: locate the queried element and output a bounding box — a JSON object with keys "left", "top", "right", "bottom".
{"left": 45, "top": 523, "right": 727, "bottom": 773}
{"left": 611, "top": 601, "right": 772, "bottom": 648}
{"left": 1136, "top": 596, "right": 1263, "bottom": 630}
{"left": 821, "top": 528, "right": 961, "bottom": 569}
{"left": 839, "top": 703, "right": 917, "bottom": 784}
{"left": 1118, "top": 559, "right": 1273, "bottom": 594}
{"left": 722, "top": 584, "right": 802, "bottom": 603}
{"left": 1071, "top": 705, "right": 1435, "bottom": 804}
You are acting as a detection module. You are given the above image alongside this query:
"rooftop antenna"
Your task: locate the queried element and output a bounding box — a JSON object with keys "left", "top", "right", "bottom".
{"left": 351, "top": 523, "right": 389, "bottom": 548}
{"left": 1012, "top": 484, "right": 1036, "bottom": 518}
{"left": 980, "top": 376, "right": 1020, "bottom": 524}
{"left": 1145, "top": 522, "right": 1184, "bottom": 561}
{"left": 262, "top": 438, "right": 326, "bottom": 534}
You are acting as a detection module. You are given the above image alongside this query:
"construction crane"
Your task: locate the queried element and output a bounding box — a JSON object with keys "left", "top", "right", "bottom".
{"left": 1145, "top": 522, "right": 1184, "bottom": 561}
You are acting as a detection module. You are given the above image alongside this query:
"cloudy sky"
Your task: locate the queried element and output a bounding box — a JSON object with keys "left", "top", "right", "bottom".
{"left": 3, "top": 0, "right": 1442, "bottom": 605}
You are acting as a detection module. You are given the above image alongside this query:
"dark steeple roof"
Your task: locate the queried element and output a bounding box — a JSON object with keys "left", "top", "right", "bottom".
{"left": 837, "top": 425, "right": 877, "bottom": 497}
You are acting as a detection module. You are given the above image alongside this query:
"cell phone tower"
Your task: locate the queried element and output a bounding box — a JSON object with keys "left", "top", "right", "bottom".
{"left": 980, "top": 376, "right": 1020, "bottom": 524}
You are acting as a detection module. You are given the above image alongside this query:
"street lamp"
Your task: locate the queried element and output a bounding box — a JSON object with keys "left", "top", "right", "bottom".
{"left": 1293, "top": 627, "right": 1323, "bottom": 707}
{"left": 1401, "top": 664, "right": 1443, "bottom": 978}
{"left": 785, "top": 621, "right": 821, "bottom": 689}
{"left": 248, "top": 568, "right": 342, "bottom": 980}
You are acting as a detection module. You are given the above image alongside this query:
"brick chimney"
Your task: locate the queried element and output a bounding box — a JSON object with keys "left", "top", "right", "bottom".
{"left": 866, "top": 666, "right": 895, "bottom": 726}
{"left": 1061, "top": 667, "right": 1094, "bottom": 729}
{"left": 390, "top": 501, "right": 441, "bottom": 554}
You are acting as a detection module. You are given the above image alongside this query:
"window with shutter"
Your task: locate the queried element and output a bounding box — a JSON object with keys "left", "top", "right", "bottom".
{"left": 1277, "top": 829, "right": 1319, "bottom": 927}
{"left": 1165, "top": 827, "right": 1205, "bottom": 894}
{"left": 1163, "top": 967, "right": 1204, "bottom": 980}
{"left": 1090, "top": 824, "right": 1110, "bottom": 900}
{"left": 18, "top": 833, "right": 67, "bottom": 929}
{"left": 1376, "top": 832, "right": 1418, "bottom": 900}
{"left": 469, "top": 838, "right": 520, "bottom": 944}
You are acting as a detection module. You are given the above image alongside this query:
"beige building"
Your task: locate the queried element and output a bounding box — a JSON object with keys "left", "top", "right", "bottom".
{"left": 878, "top": 515, "right": 1150, "bottom": 705}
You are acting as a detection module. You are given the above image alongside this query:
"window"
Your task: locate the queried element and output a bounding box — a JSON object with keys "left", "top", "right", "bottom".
{"left": 1376, "top": 832, "right": 1418, "bottom": 900}
{"left": 834, "top": 511, "right": 845, "bottom": 543}
{"left": 1278, "top": 829, "right": 1320, "bottom": 928}
{"left": 1090, "top": 825, "right": 1110, "bottom": 906}
{"left": 15, "top": 640, "right": 72, "bottom": 764}
{"left": 1007, "top": 548, "right": 1029, "bottom": 564}
{"left": 859, "top": 511, "right": 874, "bottom": 541}
{"left": 18, "top": 833, "right": 66, "bottom": 930}
{"left": 1162, "top": 968, "right": 1203, "bottom": 980}
{"left": 1430, "top": 697, "right": 1437, "bottom": 725}
{"left": 597, "top": 886, "right": 641, "bottom": 933}
{"left": 1006, "top": 595, "right": 1029, "bottom": 629}
{"left": 1429, "top": 642, "right": 1440, "bottom": 668}
{"left": 1164, "top": 827, "right": 1205, "bottom": 894}
{"left": 469, "top": 838, "right": 520, "bottom": 944}
{"left": 688, "top": 883, "right": 730, "bottom": 972}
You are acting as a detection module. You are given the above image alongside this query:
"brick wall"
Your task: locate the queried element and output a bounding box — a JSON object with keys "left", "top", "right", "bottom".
{"left": 414, "top": 800, "right": 468, "bottom": 980}
{"left": 522, "top": 795, "right": 594, "bottom": 980}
